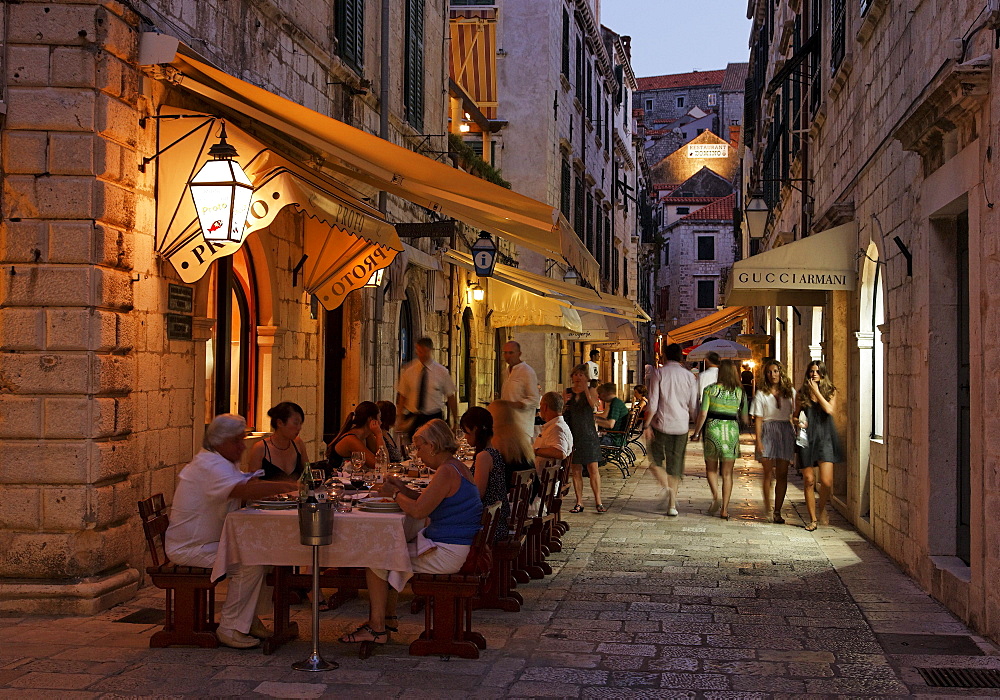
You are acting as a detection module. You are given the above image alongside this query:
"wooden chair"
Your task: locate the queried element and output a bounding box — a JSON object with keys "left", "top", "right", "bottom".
{"left": 138, "top": 494, "right": 219, "bottom": 648}
{"left": 600, "top": 409, "right": 641, "bottom": 478}
{"left": 547, "top": 452, "right": 573, "bottom": 542}
{"left": 518, "top": 465, "right": 558, "bottom": 580}
{"left": 474, "top": 479, "right": 532, "bottom": 612}
{"left": 508, "top": 469, "right": 536, "bottom": 585}
{"left": 409, "top": 505, "right": 500, "bottom": 659}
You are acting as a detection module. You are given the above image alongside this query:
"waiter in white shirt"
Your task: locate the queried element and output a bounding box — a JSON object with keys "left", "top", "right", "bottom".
{"left": 500, "top": 340, "right": 540, "bottom": 445}
{"left": 585, "top": 348, "right": 601, "bottom": 388}
{"left": 396, "top": 337, "right": 458, "bottom": 436}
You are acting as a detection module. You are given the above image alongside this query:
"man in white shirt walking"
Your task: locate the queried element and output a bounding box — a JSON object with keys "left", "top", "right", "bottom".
{"left": 698, "top": 351, "right": 721, "bottom": 396}
{"left": 396, "top": 337, "right": 458, "bottom": 437}
{"left": 500, "top": 340, "right": 540, "bottom": 445}
{"left": 643, "top": 343, "right": 699, "bottom": 516}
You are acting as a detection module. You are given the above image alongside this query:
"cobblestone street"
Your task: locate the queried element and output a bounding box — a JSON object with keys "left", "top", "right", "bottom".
{"left": 2, "top": 442, "right": 998, "bottom": 699}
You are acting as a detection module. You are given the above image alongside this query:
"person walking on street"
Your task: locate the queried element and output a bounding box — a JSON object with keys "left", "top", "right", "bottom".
{"left": 751, "top": 359, "right": 797, "bottom": 524}
{"left": 741, "top": 364, "right": 755, "bottom": 402}
{"left": 698, "top": 352, "right": 721, "bottom": 396}
{"left": 797, "top": 361, "right": 843, "bottom": 531}
{"left": 499, "top": 340, "right": 540, "bottom": 446}
{"left": 643, "top": 343, "right": 699, "bottom": 516}
{"left": 691, "top": 360, "right": 747, "bottom": 520}
{"left": 395, "top": 337, "right": 458, "bottom": 438}
{"left": 586, "top": 349, "right": 601, "bottom": 388}
{"left": 564, "top": 364, "right": 606, "bottom": 513}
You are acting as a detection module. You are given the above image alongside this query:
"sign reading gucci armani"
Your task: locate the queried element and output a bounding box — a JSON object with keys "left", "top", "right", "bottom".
{"left": 733, "top": 268, "right": 854, "bottom": 290}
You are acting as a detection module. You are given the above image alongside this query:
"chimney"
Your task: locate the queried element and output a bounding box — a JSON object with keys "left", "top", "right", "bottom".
{"left": 621, "top": 35, "right": 632, "bottom": 61}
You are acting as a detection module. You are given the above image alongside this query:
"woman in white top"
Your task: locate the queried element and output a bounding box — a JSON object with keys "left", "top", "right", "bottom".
{"left": 750, "top": 360, "right": 796, "bottom": 524}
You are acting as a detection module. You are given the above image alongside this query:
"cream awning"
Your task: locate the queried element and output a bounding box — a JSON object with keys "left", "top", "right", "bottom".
{"left": 490, "top": 281, "right": 583, "bottom": 333}
{"left": 444, "top": 250, "right": 650, "bottom": 322}
{"left": 666, "top": 306, "right": 750, "bottom": 345}
{"left": 159, "top": 48, "right": 599, "bottom": 285}
{"left": 725, "top": 223, "right": 858, "bottom": 306}
{"left": 570, "top": 313, "right": 641, "bottom": 350}
{"left": 156, "top": 111, "right": 400, "bottom": 307}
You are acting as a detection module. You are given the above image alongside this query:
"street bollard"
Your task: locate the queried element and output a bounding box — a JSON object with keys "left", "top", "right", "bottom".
{"left": 292, "top": 501, "right": 337, "bottom": 672}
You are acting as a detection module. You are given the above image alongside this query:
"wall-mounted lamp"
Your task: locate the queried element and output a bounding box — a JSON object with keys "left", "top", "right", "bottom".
{"left": 459, "top": 112, "right": 472, "bottom": 133}
{"left": 364, "top": 267, "right": 386, "bottom": 288}
{"left": 563, "top": 266, "right": 579, "bottom": 283}
{"left": 189, "top": 123, "right": 254, "bottom": 243}
{"left": 744, "top": 192, "right": 769, "bottom": 239}
{"left": 468, "top": 282, "right": 485, "bottom": 303}
{"left": 471, "top": 231, "right": 498, "bottom": 277}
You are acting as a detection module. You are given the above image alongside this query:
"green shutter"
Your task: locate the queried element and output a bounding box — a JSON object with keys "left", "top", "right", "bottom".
{"left": 404, "top": 0, "right": 425, "bottom": 131}
{"left": 336, "top": 0, "right": 364, "bottom": 72}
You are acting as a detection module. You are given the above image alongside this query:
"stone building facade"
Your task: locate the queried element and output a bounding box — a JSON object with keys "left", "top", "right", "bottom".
{"left": 740, "top": 0, "right": 1000, "bottom": 642}
{"left": 0, "top": 0, "right": 498, "bottom": 613}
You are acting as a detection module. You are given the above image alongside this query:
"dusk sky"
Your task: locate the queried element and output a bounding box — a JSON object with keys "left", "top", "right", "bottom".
{"left": 600, "top": 0, "right": 753, "bottom": 78}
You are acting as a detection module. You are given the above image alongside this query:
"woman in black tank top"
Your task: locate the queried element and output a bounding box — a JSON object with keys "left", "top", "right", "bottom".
{"left": 247, "top": 402, "right": 308, "bottom": 481}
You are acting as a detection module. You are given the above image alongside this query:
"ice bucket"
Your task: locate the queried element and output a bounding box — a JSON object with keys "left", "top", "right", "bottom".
{"left": 297, "top": 501, "right": 334, "bottom": 546}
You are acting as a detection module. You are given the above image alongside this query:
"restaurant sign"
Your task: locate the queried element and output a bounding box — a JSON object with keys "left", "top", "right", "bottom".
{"left": 687, "top": 143, "right": 729, "bottom": 159}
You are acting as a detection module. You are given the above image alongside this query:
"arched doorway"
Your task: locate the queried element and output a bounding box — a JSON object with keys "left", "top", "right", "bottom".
{"left": 459, "top": 308, "right": 473, "bottom": 406}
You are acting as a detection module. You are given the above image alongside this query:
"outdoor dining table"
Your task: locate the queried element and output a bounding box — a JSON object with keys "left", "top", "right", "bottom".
{"left": 212, "top": 505, "right": 417, "bottom": 654}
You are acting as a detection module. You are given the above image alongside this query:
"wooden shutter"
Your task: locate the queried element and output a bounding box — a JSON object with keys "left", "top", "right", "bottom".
{"left": 404, "top": 0, "right": 425, "bottom": 131}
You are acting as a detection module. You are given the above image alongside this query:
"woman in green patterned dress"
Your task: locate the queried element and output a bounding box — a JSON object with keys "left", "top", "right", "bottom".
{"left": 691, "top": 360, "right": 747, "bottom": 520}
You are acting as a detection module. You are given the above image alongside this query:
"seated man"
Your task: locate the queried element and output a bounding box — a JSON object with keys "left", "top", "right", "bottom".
{"left": 595, "top": 383, "right": 630, "bottom": 446}
{"left": 533, "top": 391, "right": 574, "bottom": 471}
{"left": 165, "top": 414, "right": 293, "bottom": 649}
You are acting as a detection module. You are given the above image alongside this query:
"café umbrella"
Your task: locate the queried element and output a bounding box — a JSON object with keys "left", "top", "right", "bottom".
{"left": 686, "top": 339, "right": 752, "bottom": 361}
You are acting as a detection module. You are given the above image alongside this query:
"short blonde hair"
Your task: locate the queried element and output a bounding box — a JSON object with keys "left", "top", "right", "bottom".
{"left": 487, "top": 400, "right": 534, "bottom": 465}
{"left": 414, "top": 419, "right": 458, "bottom": 455}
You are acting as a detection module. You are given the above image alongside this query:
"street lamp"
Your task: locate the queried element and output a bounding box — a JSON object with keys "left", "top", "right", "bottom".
{"left": 563, "top": 266, "right": 579, "bottom": 283}
{"left": 189, "top": 123, "right": 254, "bottom": 243}
{"left": 363, "top": 267, "right": 385, "bottom": 288}
{"left": 471, "top": 231, "right": 498, "bottom": 277}
{"left": 468, "top": 282, "right": 485, "bottom": 303}
{"left": 744, "top": 192, "right": 769, "bottom": 239}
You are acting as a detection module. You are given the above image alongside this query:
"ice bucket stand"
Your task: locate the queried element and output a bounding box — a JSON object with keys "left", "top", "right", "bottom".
{"left": 292, "top": 501, "right": 337, "bottom": 672}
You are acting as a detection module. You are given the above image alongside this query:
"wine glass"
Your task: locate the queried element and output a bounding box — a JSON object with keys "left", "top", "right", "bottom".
{"left": 363, "top": 468, "right": 377, "bottom": 492}
{"left": 405, "top": 443, "right": 418, "bottom": 463}
{"left": 350, "top": 459, "right": 366, "bottom": 491}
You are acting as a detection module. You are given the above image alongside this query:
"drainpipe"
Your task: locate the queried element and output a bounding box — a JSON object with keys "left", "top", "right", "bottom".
{"left": 374, "top": 0, "right": 390, "bottom": 399}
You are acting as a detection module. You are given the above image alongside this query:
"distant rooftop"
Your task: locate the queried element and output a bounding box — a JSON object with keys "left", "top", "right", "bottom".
{"left": 720, "top": 62, "right": 749, "bottom": 92}
{"left": 676, "top": 193, "right": 735, "bottom": 222}
{"left": 636, "top": 69, "right": 726, "bottom": 91}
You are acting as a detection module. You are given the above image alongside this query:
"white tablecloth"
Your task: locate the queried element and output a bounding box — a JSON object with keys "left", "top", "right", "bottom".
{"left": 211, "top": 507, "right": 417, "bottom": 590}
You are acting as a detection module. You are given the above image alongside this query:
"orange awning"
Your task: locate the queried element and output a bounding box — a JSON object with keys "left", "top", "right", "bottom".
{"left": 159, "top": 48, "right": 599, "bottom": 286}
{"left": 666, "top": 306, "right": 750, "bottom": 344}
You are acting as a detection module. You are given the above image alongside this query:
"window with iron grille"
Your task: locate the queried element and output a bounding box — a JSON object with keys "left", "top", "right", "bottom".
{"left": 831, "top": 0, "right": 846, "bottom": 73}
{"left": 561, "top": 9, "right": 570, "bottom": 78}
{"left": 560, "top": 159, "right": 572, "bottom": 217}
{"left": 696, "top": 280, "right": 715, "bottom": 309}
{"left": 335, "top": 0, "right": 364, "bottom": 73}
{"left": 697, "top": 235, "right": 715, "bottom": 261}
{"left": 403, "top": 0, "right": 425, "bottom": 130}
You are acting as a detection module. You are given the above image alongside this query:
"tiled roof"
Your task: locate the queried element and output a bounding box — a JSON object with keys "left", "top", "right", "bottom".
{"left": 661, "top": 196, "right": 720, "bottom": 204}
{"left": 636, "top": 69, "right": 726, "bottom": 91}
{"left": 720, "top": 62, "right": 749, "bottom": 92}
{"left": 677, "top": 193, "right": 735, "bottom": 222}
{"left": 632, "top": 107, "right": 645, "bottom": 117}
{"left": 653, "top": 183, "right": 680, "bottom": 192}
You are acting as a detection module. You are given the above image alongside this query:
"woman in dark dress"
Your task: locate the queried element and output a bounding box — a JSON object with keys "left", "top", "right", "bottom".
{"left": 564, "top": 364, "right": 605, "bottom": 513}
{"left": 460, "top": 407, "right": 509, "bottom": 542}
{"left": 797, "top": 361, "right": 843, "bottom": 531}
{"left": 246, "top": 402, "right": 307, "bottom": 481}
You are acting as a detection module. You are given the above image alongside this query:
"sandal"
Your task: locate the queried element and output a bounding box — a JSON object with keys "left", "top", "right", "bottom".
{"left": 772, "top": 513, "right": 786, "bottom": 525}
{"left": 595, "top": 504, "right": 608, "bottom": 513}
{"left": 384, "top": 615, "right": 399, "bottom": 633}
{"left": 569, "top": 504, "right": 584, "bottom": 513}
{"left": 804, "top": 520, "right": 818, "bottom": 532}
{"left": 339, "top": 623, "right": 387, "bottom": 645}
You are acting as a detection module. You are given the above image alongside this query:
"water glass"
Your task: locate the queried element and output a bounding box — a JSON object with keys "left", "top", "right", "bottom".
{"left": 336, "top": 491, "right": 353, "bottom": 512}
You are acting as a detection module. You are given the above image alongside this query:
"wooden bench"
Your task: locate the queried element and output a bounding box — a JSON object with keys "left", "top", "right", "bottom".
{"left": 408, "top": 505, "right": 501, "bottom": 659}
{"left": 138, "top": 494, "right": 219, "bottom": 648}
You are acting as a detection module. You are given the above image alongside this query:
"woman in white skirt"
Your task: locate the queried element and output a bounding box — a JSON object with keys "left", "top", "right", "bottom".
{"left": 751, "top": 360, "right": 796, "bottom": 523}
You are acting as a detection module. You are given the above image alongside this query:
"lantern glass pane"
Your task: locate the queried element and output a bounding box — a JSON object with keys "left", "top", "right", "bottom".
{"left": 190, "top": 159, "right": 254, "bottom": 242}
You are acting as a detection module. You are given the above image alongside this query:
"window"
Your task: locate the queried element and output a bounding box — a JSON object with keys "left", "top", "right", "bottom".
{"left": 459, "top": 308, "right": 473, "bottom": 403}
{"left": 403, "top": 0, "right": 425, "bottom": 130}
{"left": 664, "top": 240, "right": 670, "bottom": 264}
{"left": 696, "top": 280, "right": 715, "bottom": 308}
{"left": 707, "top": 92, "right": 717, "bottom": 106}
{"left": 696, "top": 128, "right": 705, "bottom": 135}
{"left": 831, "top": 0, "right": 846, "bottom": 73}
{"left": 574, "top": 175, "right": 585, "bottom": 239}
{"left": 561, "top": 9, "right": 570, "bottom": 78}
{"left": 399, "top": 295, "right": 414, "bottom": 367}
{"left": 676, "top": 207, "right": 690, "bottom": 215}
{"left": 575, "top": 36, "right": 583, "bottom": 93}
{"left": 644, "top": 98, "right": 652, "bottom": 111}
{"left": 560, "top": 159, "right": 572, "bottom": 217}
{"left": 697, "top": 235, "right": 715, "bottom": 260}
{"left": 586, "top": 191, "right": 594, "bottom": 253}
{"left": 676, "top": 95, "right": 685, "bottom": 108}
{"left": 335, "top": 0, "right": 364, "bottom": 72}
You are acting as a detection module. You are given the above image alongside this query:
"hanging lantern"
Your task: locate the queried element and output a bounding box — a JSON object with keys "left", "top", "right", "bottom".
{"left": 189, "top": 123, "right": 254, "bottom": 243}
{"left": 744, "top": 193, "right": 770, "bottom": 239}
{"left": 364, "top": 267, "right": 386, "bottom": 288}
{"left": 469, "top": 282, "right": 485, "bottom": 302}
{"left": 471, "top": 231, "right": 498, "bottom": 277}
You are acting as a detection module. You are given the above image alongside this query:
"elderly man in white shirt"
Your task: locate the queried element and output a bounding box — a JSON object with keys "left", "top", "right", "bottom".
{"left": 396, "top": 337, "right": 459, "bottom": 435}
{"left": 500, "top": 340, "right": 540, "bottom": 445}
{"left": 533, "top": 391, "right": 574, "bottom": 471}
{"left": 643, "top": 343, "right": 700, "bottom": 516}
{"left": 165, "top": 414, "right": 292, "bottom": 649}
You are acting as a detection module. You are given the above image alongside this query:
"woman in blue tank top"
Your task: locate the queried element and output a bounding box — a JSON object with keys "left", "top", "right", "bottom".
{"left": 339, "top": 419, "right": 483, "bottom": 646}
